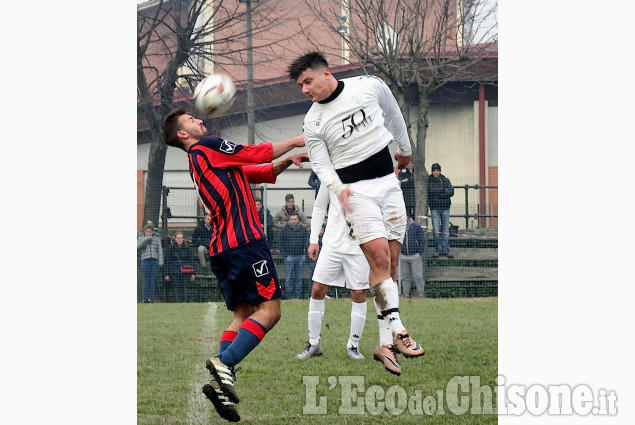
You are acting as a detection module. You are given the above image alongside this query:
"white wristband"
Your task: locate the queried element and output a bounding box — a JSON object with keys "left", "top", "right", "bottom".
{"left": 327, "top": 181, "right": 348, "bottom": 197}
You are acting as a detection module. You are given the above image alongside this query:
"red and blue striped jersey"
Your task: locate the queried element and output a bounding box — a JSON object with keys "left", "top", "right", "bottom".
{"left": 188, "top": 136, "right": 277, "bottom": 256}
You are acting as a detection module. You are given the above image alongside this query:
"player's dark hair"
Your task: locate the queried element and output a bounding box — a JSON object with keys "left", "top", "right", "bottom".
{"left": 287, "top": 51, "right": 329, "bottom": 81}
{"left": 161, "top": 108, "right": 188, "bottom": 150}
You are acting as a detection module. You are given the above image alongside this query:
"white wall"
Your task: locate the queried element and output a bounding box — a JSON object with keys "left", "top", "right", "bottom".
{"left": 488, "top": 106, "right": 498, "bottom": 167}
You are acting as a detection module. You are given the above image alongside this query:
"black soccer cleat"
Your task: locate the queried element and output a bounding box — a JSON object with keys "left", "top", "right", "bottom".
{"left": 202, "top": 376, "right": 240, "bottom": 422}
{"left": 206, "top": 356, "right": 240, "bottom": 404}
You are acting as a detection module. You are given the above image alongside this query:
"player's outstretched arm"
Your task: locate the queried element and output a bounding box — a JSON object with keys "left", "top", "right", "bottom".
{"left": 272, "top": 153, "right": 310, "bottom": 177}
{"left": 271, "top": 135, "right": 305, "bottom": 159}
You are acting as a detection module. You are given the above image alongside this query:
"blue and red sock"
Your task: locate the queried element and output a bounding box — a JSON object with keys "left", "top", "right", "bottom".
{"left": 219, "top": 330, "right": 238, "bottom": 355}
{"left": 219, "top": 318, "right": 267, "bottom": 367}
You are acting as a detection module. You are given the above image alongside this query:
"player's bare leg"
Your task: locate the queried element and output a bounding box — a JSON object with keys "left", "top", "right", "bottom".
{"left": 363, "top": 239, "right": 424, "bottom": 369}
{"left": 251, "top": 298, "right": 282, "bottom": 330}
{"left": 360, "top": 238, "right": 392, "bottom": 287}
{"left": 361, "top": 238, "right": 405, "bottom": 334}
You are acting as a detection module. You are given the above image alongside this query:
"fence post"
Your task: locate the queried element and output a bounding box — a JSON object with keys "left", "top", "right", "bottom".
{"left": 161, "top": 186, "right": 170, "bottom": 231}
{"left": 464, "top": 185, "right": 470, "bottom": 229}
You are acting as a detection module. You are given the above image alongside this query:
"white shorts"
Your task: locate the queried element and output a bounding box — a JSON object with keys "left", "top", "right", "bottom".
{"left": 344, "top": 174, "right": 407, "bottom": 244}
{"left": 312, "top": 248, "right": 370, "bottom": 290}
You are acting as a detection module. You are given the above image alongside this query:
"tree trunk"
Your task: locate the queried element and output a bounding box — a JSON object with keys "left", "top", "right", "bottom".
{"left": 143, "top": 127, "right": 168, "bottom": 227}
{"left": 413, "top": 87, "right": 431, "bottom": 224}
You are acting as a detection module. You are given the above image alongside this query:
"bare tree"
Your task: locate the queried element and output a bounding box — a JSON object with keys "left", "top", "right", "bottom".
{"left": 299, "top": 0, "right": 497, "bottom": 217}
{"left": 137, "top": 0, "right": 296, "bottom": 226}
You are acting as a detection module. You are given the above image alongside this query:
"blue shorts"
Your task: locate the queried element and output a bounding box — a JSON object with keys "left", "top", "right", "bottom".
{"left": 209, "top": 239, "right": 282, "bottom": 310}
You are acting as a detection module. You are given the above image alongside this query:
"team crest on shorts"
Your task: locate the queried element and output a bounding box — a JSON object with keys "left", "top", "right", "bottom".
{"left": 252, "top": 260, "right": 269, "bottom": 277}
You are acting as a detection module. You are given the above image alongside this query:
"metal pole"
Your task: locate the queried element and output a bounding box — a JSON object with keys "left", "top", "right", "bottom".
{"left": 241, "top": 0, "right": 257, "bottom": 145}
{"left": 161, "top": 186, "right": 169, "bottom": 231}
{"left": 464, "top": 185, "right": 469, "bottom": 229}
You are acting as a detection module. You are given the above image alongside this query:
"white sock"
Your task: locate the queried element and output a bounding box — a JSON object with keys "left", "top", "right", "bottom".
{"left": 373, "top": 298, "right": 394, "bottom": 346}
{"left": 369, "top": 278, "right": 405, "bottom": 339}
{"left": 348, "top": 301, "right": 367, "bottom": 348}
{"left": 308, "top": 297, "right": 325, "bottom": 345}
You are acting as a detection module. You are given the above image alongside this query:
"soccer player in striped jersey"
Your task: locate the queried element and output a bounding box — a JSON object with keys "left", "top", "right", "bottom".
{"left": 288, "top": 52, "right": 424, "bottom": 373}
{"left": 162, "top": 108, "right": 308, "bottom": 422}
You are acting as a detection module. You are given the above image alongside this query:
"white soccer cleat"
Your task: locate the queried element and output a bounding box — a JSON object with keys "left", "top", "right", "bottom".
{"left": 297, "top": 342, "right": 323, "bottom": 360}
{"left": 346, "top": 345, "right": 364, "bottom": 360}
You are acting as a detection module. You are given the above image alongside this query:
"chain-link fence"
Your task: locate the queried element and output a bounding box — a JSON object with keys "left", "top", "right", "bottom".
{"left": 138, "top": 179, "right": 497, "bottom": 302}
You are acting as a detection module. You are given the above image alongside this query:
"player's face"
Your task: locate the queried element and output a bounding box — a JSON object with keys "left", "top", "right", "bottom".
{"left": 296, "top": 68, "right": 333, "bottom": 102}
{"left": 177, "top": 114, "right": 207, "bottom": 140}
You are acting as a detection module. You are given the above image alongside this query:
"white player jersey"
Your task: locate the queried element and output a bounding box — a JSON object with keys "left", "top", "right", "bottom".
{"left": 310, "top": 184, "right": 362, "bottom": 255}
{"left": 303, "top": 75, "right": 412, "bottom": 192}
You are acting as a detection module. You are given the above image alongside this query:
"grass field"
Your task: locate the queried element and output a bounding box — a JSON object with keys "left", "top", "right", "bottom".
{"left": 138, "top": 297, "right": 497, "bottom": 424}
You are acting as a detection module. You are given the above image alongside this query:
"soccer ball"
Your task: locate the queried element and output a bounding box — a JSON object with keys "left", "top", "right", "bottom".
{"left": 193, "top": 73, "right": 236, "bottom": 116}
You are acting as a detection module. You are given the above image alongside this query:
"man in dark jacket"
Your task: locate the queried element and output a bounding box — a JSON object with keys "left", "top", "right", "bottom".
{"left": 191, "top": 214, "right": 213, "bottom": 267}
{"left": 254, "top": 198, "right": 274, "bottom": 238}
{"left": 163, "top": 231, "right": 197, "bottom": 302}
{"left": 426, "top": 163, "right": 454, "bottom": 258}
{"left": 399, "top": 216, "right": 427, "bottom": 298}
{"left": 398, "top": 160, "right": 416, "bottom": 219}
{"left": 279, "top": 213, "right": 309, "bottom": 299}
{"left": 273, "top": 193, "right": 311, "bottom": 229}
{"left": 308, "top": 170, "right": 321, "bottom": 198}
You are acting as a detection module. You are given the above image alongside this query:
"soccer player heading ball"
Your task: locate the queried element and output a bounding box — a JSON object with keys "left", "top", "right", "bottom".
{"left": 288, "top": 52, "right": 425, "bottom": 374}
{"left": 162, "top": 109, "right": 308, "bottom": 422}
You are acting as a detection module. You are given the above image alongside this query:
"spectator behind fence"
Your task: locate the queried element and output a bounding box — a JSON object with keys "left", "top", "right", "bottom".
{"left": 308, "top": 170, "right": 321, "bottom": 198}
{"left": 279, "top": 213, "right": 309, "bottom": 299}
{"left": 400, "top": 216, "right": 427, "bottom": 298}
{"left": 273, "top": 193, "right": 310, "bottom": 229}
{"left": 192, "top": 214, "right": 213, "bottom": 267}
{"left": 398, "top": 160, "right": 416, "bottom": 220}
{"left": 139, "top": 220, "right": 160, "bottom": 238}
{"left": 254, "top": 198, "right": 274, "bottom": 238}
{"left": 163, "top": 231, "right": 196, "bottom": 302}
{"left": 137, "top": 224, "right": 164, "bottom": 303}
{"left": 427, "top": 162, "right": 454, "bottom": 258}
